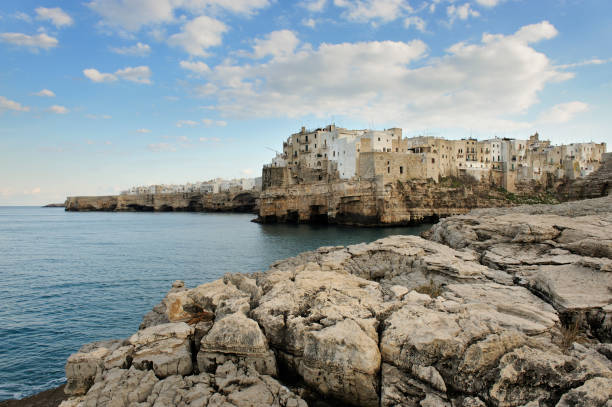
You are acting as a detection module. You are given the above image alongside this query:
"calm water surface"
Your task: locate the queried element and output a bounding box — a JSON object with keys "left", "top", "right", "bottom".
{"left": 0, "top": 207, "right": 430, "bottom": 400}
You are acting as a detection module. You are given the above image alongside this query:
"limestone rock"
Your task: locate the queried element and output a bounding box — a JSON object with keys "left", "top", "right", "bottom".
{"left": 198, "top": 312, "right": 276, "bottom": 376}
{"left": 129, "top": 322, "right": 194, "bottom": 378}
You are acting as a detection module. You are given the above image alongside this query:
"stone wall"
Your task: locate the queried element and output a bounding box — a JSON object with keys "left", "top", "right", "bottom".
{"left": 65, "top": 191, "right": 259, "bottom": 213}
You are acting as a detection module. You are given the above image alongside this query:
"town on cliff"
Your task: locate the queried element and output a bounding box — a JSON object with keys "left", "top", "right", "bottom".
{"left": 65, "top": 125, "right": 609, "bottom": 225}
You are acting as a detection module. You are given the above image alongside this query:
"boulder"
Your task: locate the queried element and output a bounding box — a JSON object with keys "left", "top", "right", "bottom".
{"left": 129, "top": 322, "right": 194, "bottom": 378}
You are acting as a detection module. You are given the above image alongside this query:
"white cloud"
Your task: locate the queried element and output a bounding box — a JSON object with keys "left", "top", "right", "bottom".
{"left": 176, "top": 119, "right": 199, "bottom": 127}
{"left": 252, "top": 30, "right": 299, "bottom": 59}
{"left": 48, "top": 105, "right": 69, "bottom": 114}
{"left": 87, "top": 0, "right": 269, "bottom": 32}
{"left": 0, "top": 96, "right": 30, "bottom": 112}
{"left": 301, "top": 0, "right": 327, "bottom": 12}
{"left": 197, "top": 22, "right": 571, "bottom": 131}
{"left": 512, "top": 20, "right": 558, "bottom": 43}
{"left": 180, "top": 60, "right": 210, "bottom": 75}
{"left": 137, "top": 128, "right": 151, "bottom": 133}
{"left": 83, "top": 68, "right": 118, "bottom": 83}
{"left": 404, "top": 16, "right": 426, "bottom": 32}
{"left": 557, "top": 58, "right": 609, "bottom": 69}
{"left": 475, "top": 0, "right": 500, "bottom": 7}
{"left": 87, "top": 0, "right": 176, "bottom": 31}
{"left": 242, "top": 168, "right": 253, "bottom": 175}
{"left": 115, "top": 66, "right": 152, "bottom": 84}
{"left": 202, "top": 118, "right": 227, "bottom": 126}
{"left": 148, "top": 142, "right": 176, "bottom": 152}
{"left": 111, "top": 42, "right": 151, "bottom": 56}
{"left": 34, "top": 89, "right": 55, "bottom": 97}
{"left": 447, "top": 3, "right": 480, "bottom": 23}
{"left": 333, "top": 0, "right": 412, "bottom": 23}
{"left": 0, "top": 32, "right": 58, "bottom": 51}
{"left": 538, "top": 102, "right": 589, "bottom": 124}
{"left": 12, "top": 12, "right": 32, "bottom": 23}
{"left": 84, "top": 66, "right": 152, "bottom": 84}
{"left": 168, "top": 16, "right": 227, "bottom": 56}
{"left": 35, "top": 7, "right": 73, "bottom": 28}
{"left": 302, "top": 18, "right": 317, "bottom": 28}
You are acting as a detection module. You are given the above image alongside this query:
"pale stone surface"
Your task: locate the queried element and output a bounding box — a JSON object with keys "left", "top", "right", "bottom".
{"left": 129, "top": 322, "right": 194, "bottom": 378}
{"left": 198, "top": 312, "right": 277, "bottom": 376}
{"left": 62, "top": 196, "right": 612, "bottom": 407}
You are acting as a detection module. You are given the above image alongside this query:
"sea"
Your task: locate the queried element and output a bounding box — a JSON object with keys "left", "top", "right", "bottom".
{"left": 0, "top": 206, "right": 431, "bottom": 401}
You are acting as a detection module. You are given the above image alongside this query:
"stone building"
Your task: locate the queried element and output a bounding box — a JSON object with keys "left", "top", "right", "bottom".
{"left": 263, "top": 125, "right": 607, "bottom": 192}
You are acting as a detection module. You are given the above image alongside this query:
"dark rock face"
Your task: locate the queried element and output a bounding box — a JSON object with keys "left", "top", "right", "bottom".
{"left": 60, "top": 196, "right": 612, "bottom": 407}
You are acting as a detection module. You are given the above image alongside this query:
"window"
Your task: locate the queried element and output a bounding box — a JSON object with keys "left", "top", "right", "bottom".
{"left": 396, "top": 148, "right": 399, "bottom": 152}
{"left": 387, "top": 167, "right": 390, "bottom": 173}
{"left": 378, "top": 137, "right": 381, "bottom": 141}
{"left": 305, "top": 135, "right": 308, "bottom": 142}
{"left": 400, "top": 166, "right": 403, "bottom": 174}
{"left": 314, "top": 144, "right": 317, "bottom": 148}
{"left": 432, "top": 158, "right": 435, "bottom": 164}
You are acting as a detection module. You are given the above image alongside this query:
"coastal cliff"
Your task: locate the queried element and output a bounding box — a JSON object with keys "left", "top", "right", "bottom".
{"left": 256, "top": 176, "right": 558, "bottom": 226}
{"left": 64, "top": 191, "right": 259, "bottom": 213}
{"left": 59, "top": 195, "right": 612, "bottom": 407}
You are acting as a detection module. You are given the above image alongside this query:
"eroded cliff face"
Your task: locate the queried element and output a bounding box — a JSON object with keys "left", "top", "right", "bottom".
{"left": 61, "top": 195, "right": 612, "bottom": 407}
{"left": 256, "top": 177, "right": 556, "bottom": 226}
{"left": 64, "top": 192, "right": 259, "bottom": 213}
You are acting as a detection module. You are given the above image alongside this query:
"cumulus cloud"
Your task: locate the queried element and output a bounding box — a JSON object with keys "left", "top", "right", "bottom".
{"left": 48, "top": 105, "right": 69, "bottom": 114}
{"left": 538, "top": 102, "right": 589, "bottom": 124}
{"left": 475, "top": 0, "right": 501, "bottom": 7}
{"left": 110, "top": 42, "right": 151, "bottom": 56}
{"left": 87, "top": 0, "right": 269, "bottom": 31}
{"left": 0, "top": 32, "right": 58, "bottom": 51}
{"left": 115, "top": 66, "right": 152, "bottom": 83}
{"left": 302, "top": 18, "right": 317, "bottom": 28}
{"left": 447, "top": 3, "right": 480, "bottom": 24}
{"left": 35, "top": 7, "right": 73, "bottom": 28}
{"left": 180, "top": 60, "right": 211, "bottom": 75}
{"left": 34, "top": 89, "right": 55, "bottom": 97}
{"left": 301, "top": 0, "right": 327, "bottom": 12}
{"left": 83, "top": 68, "right": 118, "bottom": 83}
{"left": 137, "top": 128, "right": 151, "bottom": 133}
{"left": 83, "top": 66, "right": 152, "bottom": 84}
{"left": 176, "top": 119, "right": 199, "bottom": 127}
{"left": 334, "top": 0, "right": 412, "bottom": 23}
{"left": 404, "top": 16, "right": 426, "bottom": 32}
{"left": 0, "top": 96, "right": 30, "bottom": 112}
{"left": 168, "top": 16, "right": 227, "bottom": 56}
{"left": 252, "top": 30, "right": 299, "bottom": 59}
{"left": 148, "top": 142, "right": 176, "bottom": 152}
{"left": 193, "top": 22, "right": 571, "bottom": 131}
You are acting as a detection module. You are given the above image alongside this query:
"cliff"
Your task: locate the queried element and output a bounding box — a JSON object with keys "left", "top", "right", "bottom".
{"left": 256, "top": 176, "right": 559, "bottom": 226}
{"left": 59, "top": 195, "right": 612, "bottom": 407}
{"left": 64, "top": 191, "right": 259, "bottom": 213}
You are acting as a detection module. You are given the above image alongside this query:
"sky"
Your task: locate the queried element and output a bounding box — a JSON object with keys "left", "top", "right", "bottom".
{"left": 0, "top": 0, "right": 610, "bottom": 205}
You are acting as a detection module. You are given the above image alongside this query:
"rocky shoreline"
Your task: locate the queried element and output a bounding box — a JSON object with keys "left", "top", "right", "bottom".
{"left": 15, "top": 195, "right": 612, "bottom": 406}
{"left": 64, "top": 191, "right": 259, "bottom": 213}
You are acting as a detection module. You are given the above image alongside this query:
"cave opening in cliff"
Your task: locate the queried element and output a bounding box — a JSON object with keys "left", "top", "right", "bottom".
{"left": 309, "top": 205, "right": 329, "bottom": 224}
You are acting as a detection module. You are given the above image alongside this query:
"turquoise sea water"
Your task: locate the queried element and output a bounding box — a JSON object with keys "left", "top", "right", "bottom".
{"left": 0, "top": 206, "right": 430, "bottom": 400}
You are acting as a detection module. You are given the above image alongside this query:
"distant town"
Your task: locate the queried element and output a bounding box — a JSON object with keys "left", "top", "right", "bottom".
{"left": 120, "top": 177, "right": 262, "bottom": 196}
{"left": 119, "top": 124, "right": 607, "bottom": 198}
{"left": 263, "top": 125, "right": 607, "bottom": 192}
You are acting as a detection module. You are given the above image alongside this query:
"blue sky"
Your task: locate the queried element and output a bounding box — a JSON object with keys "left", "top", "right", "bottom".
{"left": 0, "top": 0, "right": 610, "bottom": 205}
